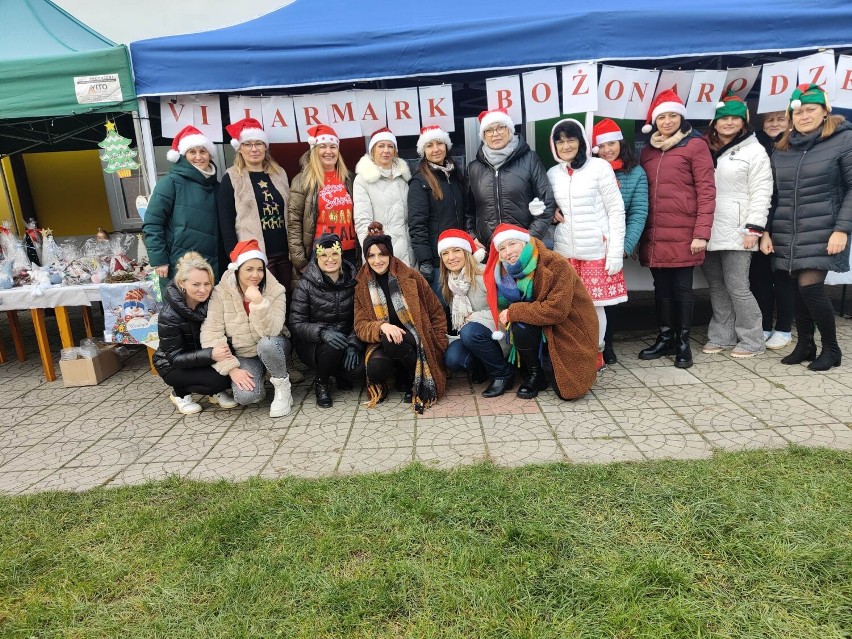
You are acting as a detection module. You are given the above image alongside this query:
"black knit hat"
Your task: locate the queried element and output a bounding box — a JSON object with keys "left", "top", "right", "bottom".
{"left": 362, "top": 221, "right": 394, "bottom": 259}
{"left": 314, "top": 232, "right": 342, "bottom": 259}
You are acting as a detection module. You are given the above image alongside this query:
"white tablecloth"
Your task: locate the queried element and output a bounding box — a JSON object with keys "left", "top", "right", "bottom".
{"left": 0, "top": 284, "right": 101, "bottom": 311}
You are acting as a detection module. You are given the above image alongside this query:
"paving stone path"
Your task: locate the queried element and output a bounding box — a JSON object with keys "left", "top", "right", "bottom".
{"left": 1, "top": 310, "right": 851, "bottom": 494}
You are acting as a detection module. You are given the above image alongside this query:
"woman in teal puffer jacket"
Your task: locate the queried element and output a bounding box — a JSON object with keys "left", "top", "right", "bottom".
{"left": 591, "top": 118, "right": 649, "bottom": 364}
{"left": 143, "top": 125, "right": 221, "bottom": 279}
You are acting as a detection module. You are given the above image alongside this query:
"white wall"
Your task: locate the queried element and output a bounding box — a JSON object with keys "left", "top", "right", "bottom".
{"left": 53, "top": 0, "right": 295, "bottom": 44}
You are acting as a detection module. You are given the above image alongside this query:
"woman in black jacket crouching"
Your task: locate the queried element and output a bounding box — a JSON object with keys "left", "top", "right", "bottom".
{"left": 289, "top": 233, "right": 364, "bottom": 408}
{"left": 153, "top": 252, "right": 239, "bottom": 414}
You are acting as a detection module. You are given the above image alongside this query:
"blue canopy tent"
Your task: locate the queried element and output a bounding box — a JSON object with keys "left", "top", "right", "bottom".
{"left": 129, "top": 0, "right": 852, "bottom": 96}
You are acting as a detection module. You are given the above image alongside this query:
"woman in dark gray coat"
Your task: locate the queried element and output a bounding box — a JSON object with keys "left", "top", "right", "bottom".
{"left": 288, "top": 233, "right": 363, "bottom": 407}
{"left": 761, "top": 84, "right": 852, "bottom": 371}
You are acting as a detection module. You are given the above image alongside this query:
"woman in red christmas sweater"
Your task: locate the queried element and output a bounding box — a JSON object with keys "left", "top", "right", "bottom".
{"left": 288, "top": 124, "right": 357, "bottom": 275}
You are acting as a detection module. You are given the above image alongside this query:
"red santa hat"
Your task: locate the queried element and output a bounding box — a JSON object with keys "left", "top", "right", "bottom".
{"left": 307, "top": 124, "right": 339, "bottom": 148}
{"left": 225, "top": 117, "right": 268, "bottom": 150}
{"left": 482, "top": 224, "right": 531, "bottom": 340}
{"left": 478, "top": 108, "right": 515, "bottom": 142}
{"left": 368, "top": 127, "right": 397, "bottom": 154}
{"left": 641, "top": 89, "right": 687, "bottom": 134}
{"left": 228, "top": 239, "right": 267, "bottom": 271}
{"left": 416, "top": 125, "right": 453, "bottom": 158}
{"left": 167, "top": 125, "right": 216, "bottom": 163}
{"left": 437, "top": 229, "right": 485, "bottom": 263}
{"left": 591, "top": 118, "right": 624, "bottom": 155}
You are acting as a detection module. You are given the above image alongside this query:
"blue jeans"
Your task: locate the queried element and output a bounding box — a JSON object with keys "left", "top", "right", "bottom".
{"left": 444, "top": 321, "right": 512, "bottom": 379}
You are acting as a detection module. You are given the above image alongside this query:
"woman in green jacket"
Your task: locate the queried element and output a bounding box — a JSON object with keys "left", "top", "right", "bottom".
{"left": 143, "top": 125, "right": 221, "bottom": 278}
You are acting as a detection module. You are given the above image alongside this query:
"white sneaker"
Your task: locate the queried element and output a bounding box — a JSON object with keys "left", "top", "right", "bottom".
{"left": 269, "top": 376, "right": 293, "bottom": 418}
{"left": 170, "top": 393, "right": 202, "bottom": 415}
{"left": 763, "top": 331, "right": 772, "bottom": 341}
{"left": 209, "top": 391, "right": 239, "bottom": 409}
{"left": 765, "top": 331, "right": 793, "bottom": 350}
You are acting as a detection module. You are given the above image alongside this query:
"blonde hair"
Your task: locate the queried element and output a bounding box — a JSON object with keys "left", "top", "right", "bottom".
{"left": 233, "top": 146, "right": 283, "bottom": 176}
{"left": 302, "top": 145, "right": 350, "bottom": 194}
{"left": 440, "top": 250, "right": 482, "bottom": 302}
{"left": 370, "top": 142, "right": 398, "bottom": 164}
{"left": 174, "top": 252, "right": 214, "bottom": 292}
{"left": 776, "top": 113, "right": 845, "bottom": 151}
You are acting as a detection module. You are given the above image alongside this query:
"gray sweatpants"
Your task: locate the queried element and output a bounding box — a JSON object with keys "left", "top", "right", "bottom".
{"left": 702, "top": 250, "right": 765, "bottom": 353}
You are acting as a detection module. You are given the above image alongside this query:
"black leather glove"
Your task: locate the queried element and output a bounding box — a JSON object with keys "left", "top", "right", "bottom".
{"left": 320, "top": 328, "right": 349, "bottom": 350}
{"left": 343, "top": 345, "right": 360, "bottom": 371}
{"left": 419, "top": 262, "right": 434, "bottom": 281}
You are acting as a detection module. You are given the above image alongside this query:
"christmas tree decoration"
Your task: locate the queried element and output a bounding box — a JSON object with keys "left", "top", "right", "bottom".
{"left": 135, "top": 233, "right": 149, "bottom": 266}
{"left": 98, "top": 120, "right": 139, "bottom": 178}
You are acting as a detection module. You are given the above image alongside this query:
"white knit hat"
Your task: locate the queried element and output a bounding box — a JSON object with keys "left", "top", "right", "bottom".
{"left": 368, "top": 127, "right": 397, "bottom": 154}
{"left": 478, "top": 108, "right": 515, "bottom": 142}
{"left": 416, "top": 125, "right": 452, "bottom": 158}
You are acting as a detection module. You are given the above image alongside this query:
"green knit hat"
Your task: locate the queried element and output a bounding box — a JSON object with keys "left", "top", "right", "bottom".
{"left": 714, "top": 91, "right": 748, "bottom": 122}
{"left": 788, "top": 83, "right": 830, "bottom": 114}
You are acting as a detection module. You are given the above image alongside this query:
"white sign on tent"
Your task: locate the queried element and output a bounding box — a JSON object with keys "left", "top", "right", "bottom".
{"left": 622, "top": 68, "right": 659, "bottom": 120}
{"left": 419, "top": 85, "right": 455, "bottom": 132}
{"left": 797, "top": 50, "right": 836, "bottom": 99}
{"left": 485, "top": 75, "right": 523, "bottom": 126}
{"left": 724, "top": 67, "right": 761, "bottom": 99}
{"left": 522, "top": 68, "right": 560, "bottom": 122}
{"left": 686, "top": 70, "right": 728, "bottom": 120}
{"left": 385, "top": 88, "right": 421, "bottom": 136}
{"left": 353, "top": 90, "right": 388, "bottom": 137}
{"left": 324, "top": 91, "right": 363, "bottom": 139}
{"left": 192, "top": 95, "right": 222, "bottom": 142}
{"left": 561, "top": 63, "right": 598, "bottom": 114}
{"left": 596, "top": 66, "right": 631, "bottom": 118}
{"left": 160, "top": 95, "right": 194, "bottom": 138}
{"left": 261, "top": 96, "right": 298, "bottom": 143}
{"left": 758, "top": 59, "right": 798, "bottom": 113}
{"left": 655, "top": 70, "right": 695, "bottom": 102}
{"left": 835, "top": 55, "right": 852, "bottom": 109}
{"left": 227, "top": 95, "right": 261, "bottom": 123}
{"left": 292, "top": 94, "right": 329, "bottom": 142}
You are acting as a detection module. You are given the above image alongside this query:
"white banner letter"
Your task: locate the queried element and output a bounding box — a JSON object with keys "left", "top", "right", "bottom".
{"left": 261, "top": 96, "right": 298, "bottom": 143}
{"left": 486, "top": 75, "right": 523, "bottom": 125}
{"left": 561, "top": 63, "right": 598, "bottom": 114}
{"left": 686, "top": 70, "right": 728, "bottom": 120}
{"left": 419, "top": 85, "right": 455, "bottom": 131}
{"left": 385, "top": 88, "right": 421, "bottom": 136}
{"left": 758, "top": 59, "right": 798, "bottom": 113}
{"left": 522, "top": 67, "right": 559, "bottom": 122}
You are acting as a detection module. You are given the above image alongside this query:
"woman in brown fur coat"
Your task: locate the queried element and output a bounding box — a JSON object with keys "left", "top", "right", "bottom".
{"left": 483, "top": 223, "right": 598, "bottom": 400}
{"left": 354, "top": 222, "right": 448, "bottom": 413}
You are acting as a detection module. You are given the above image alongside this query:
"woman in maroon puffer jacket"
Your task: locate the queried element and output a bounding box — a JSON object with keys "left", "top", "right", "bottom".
{"left": 637, "top": 89, "right": 716, "bottom": 368}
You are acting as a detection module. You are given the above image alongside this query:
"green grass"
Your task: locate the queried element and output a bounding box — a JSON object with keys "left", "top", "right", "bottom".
{"left": 0, "top": 447, "right": 850, "bottom": 638}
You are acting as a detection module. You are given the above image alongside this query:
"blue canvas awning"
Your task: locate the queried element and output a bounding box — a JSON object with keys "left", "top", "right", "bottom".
{"left": 129, "top": 0, "right": 852, "bottom": 97}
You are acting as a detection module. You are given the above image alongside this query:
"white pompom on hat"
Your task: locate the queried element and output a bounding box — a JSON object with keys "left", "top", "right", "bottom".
{"left": 482, "top": 223, "right": 531, "bottom": 340}
{"left": 478, "top": 108, "right": 515, "bottom": 142}
{"left": 437, "top": 229, "right": 485, "bottom": 263}
{"left": 225, "top": 117, "right": 268, "bottom": 151}
{"left": 167, "top": 125, "right": 216, "bottom": 163}
{"left": 591, "top": 118, "right": 624, "bottom": 155}
{"left": 416, "top": 125, "right": 452, "bottom": 158}
{"left": 368, "top": 127, "right": 397, "bottom": 154}
{"left": 641, "top": 88, "right": 687, "bottom": 134}
{"left": 307, "top": 123, "right": 339, "bottom": 148}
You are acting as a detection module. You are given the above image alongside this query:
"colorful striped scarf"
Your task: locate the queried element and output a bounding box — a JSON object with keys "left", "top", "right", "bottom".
{"left": 363, "top": 272, "right": 438, "bottom": 414}
{"left": 495, "top": 241, "right": 541, "bottom": 365}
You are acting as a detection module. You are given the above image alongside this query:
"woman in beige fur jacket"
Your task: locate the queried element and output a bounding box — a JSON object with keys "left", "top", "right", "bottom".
{"left": 200, "top": 240, "right": 293, "bottom": 418}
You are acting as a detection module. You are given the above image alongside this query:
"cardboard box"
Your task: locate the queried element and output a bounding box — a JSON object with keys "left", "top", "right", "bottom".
{"left": 59, "top": 348, "right": 122, "bottom": 387}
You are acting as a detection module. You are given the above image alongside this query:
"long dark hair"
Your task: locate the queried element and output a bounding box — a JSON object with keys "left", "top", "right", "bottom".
{"left": 418, "top": 157, "right": 446, "bottom": 201}
{"left": 551, "top": 120, "right": 588, "bottom": 169}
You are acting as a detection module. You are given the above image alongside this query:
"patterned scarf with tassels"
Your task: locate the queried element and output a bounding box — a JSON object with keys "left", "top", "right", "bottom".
{"left": 495, "top": 241, "right": 543, "bottom": 366}
{"left": 363, "top": 273, "right": 438, "bottom": 414}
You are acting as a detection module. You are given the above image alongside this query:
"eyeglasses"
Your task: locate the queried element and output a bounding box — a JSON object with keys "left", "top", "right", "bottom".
{"left": 483, "top": 125, "right": 508, "bottom": 137}
{"left": 555, "top": 138, "right": 579, "bottom": 146}
{"left": 240, "top": 141, "right": 266, "bottom": 149}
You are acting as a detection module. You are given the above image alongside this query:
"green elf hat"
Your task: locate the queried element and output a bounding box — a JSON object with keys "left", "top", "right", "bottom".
{"left": 714, "top": 90, "right": 749, "bottom": 122}
{"left": 788, "top": 83, "right": 831, "bottom": 113}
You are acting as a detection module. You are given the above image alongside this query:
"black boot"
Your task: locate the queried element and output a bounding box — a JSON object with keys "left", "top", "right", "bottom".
{"left": 800, "top": 282, "right": 842, "bottom": 371}
{"left": 471, "top": 359, "right": 489, "bottom": 384}
{"left": 603, "top": 307, "right": 617, "bottom": 364}
{"left": 782, "top": 287, "right": 817, "bottom": 365}
{"left": 315, "top": 378, "right": 333, "bottom": 408}
{"left": 517, "top": 358, "right": 549, "bottom": 399}
{"left": 674, "top": 300, "right": 694, "bottom": 369}
{"left": 639, "top": 298, "right": 675, "bottom": 359}
{"left": 482, "top": 373, "right": 514, "bottom": 398}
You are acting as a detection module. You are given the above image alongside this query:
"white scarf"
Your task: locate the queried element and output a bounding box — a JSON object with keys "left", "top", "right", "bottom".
{"left": 447, "top": 270, "right": 473, "bottom": 330}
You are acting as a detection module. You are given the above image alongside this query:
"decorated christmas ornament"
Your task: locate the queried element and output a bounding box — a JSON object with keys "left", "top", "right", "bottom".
{"left": 98, "top": 120, "right": 139, "bottom": 178}
{"left": 135, "top": 195, "right": 149, "bottom": 221}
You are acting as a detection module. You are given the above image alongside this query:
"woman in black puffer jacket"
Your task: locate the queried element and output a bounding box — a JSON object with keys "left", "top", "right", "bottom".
{"left": 289, "top": 233, "right": 364, "bottom": 408}
{"left": 761, "top": 84, "right": 852, "bottom": 371}
{"left": 408, "top": 126, "right": 467, "bottom": 298}
{"left": 154, "top": 252, "right": 238, "bottom": 414}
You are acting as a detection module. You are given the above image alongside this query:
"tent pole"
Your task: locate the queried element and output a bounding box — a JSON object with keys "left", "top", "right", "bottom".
{"left": 0, "top": 158, "right": 21, "bottom": 236}
{"left": 136, "top": 98, "right": 158, "bottom": 193}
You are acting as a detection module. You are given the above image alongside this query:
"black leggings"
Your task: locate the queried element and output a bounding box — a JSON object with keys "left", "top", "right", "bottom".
{"left": 161, "top": 366, "right": 231, "bottom": 398}
{"left": 749, "top": 251, "right": 794, "bottom": 332}
{"left": 366, "top": 331, "right": 418, "bottom": 384}
{"left": 650, "top": 266, "right": 694, "bottom": 303}
{"left": 295, "top": 340, "right": 364, "bottom": 381}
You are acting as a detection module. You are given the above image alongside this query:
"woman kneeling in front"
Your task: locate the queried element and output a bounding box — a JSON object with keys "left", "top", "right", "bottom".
{"left": 483, "top": 224, "right": 599, "bottom": 400}
{"left": 154, "top": 252, "right": 238, "bottom": 415}
{"left": 201, "top": 239, "right": 293, "bottom": 417}
{"left": 354, "top": 222, "right": 448, "bottom": 413}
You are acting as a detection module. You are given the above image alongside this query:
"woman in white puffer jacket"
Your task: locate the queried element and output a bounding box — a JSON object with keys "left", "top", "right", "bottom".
{"left": 702, "top": 94, "right": 772, "bottom": 359}
{"left": 547, "top": 118, "right": 626, "bottom": 368}
{"left": 353, "top": 127, "right": 414, "bottom": 267}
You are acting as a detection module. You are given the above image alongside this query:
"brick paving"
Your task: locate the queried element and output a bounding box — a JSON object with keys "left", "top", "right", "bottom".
{"left": 1, "top": 308, "right": 851, "bottom": 494}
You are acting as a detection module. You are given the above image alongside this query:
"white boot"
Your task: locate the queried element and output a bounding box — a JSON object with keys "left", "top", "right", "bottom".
{"left": 269, "top": 376, "right": 292, "bottom": 418}
{"left": 170, "top": 393, "right": 202, "bottom": 415}
{"left": 208, "top": 391, "right": 239, "bottom": 409}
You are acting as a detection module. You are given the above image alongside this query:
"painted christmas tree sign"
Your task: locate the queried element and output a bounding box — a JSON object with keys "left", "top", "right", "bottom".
{"left": 98, "top": 121, "right": 139, "bottom": 178}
